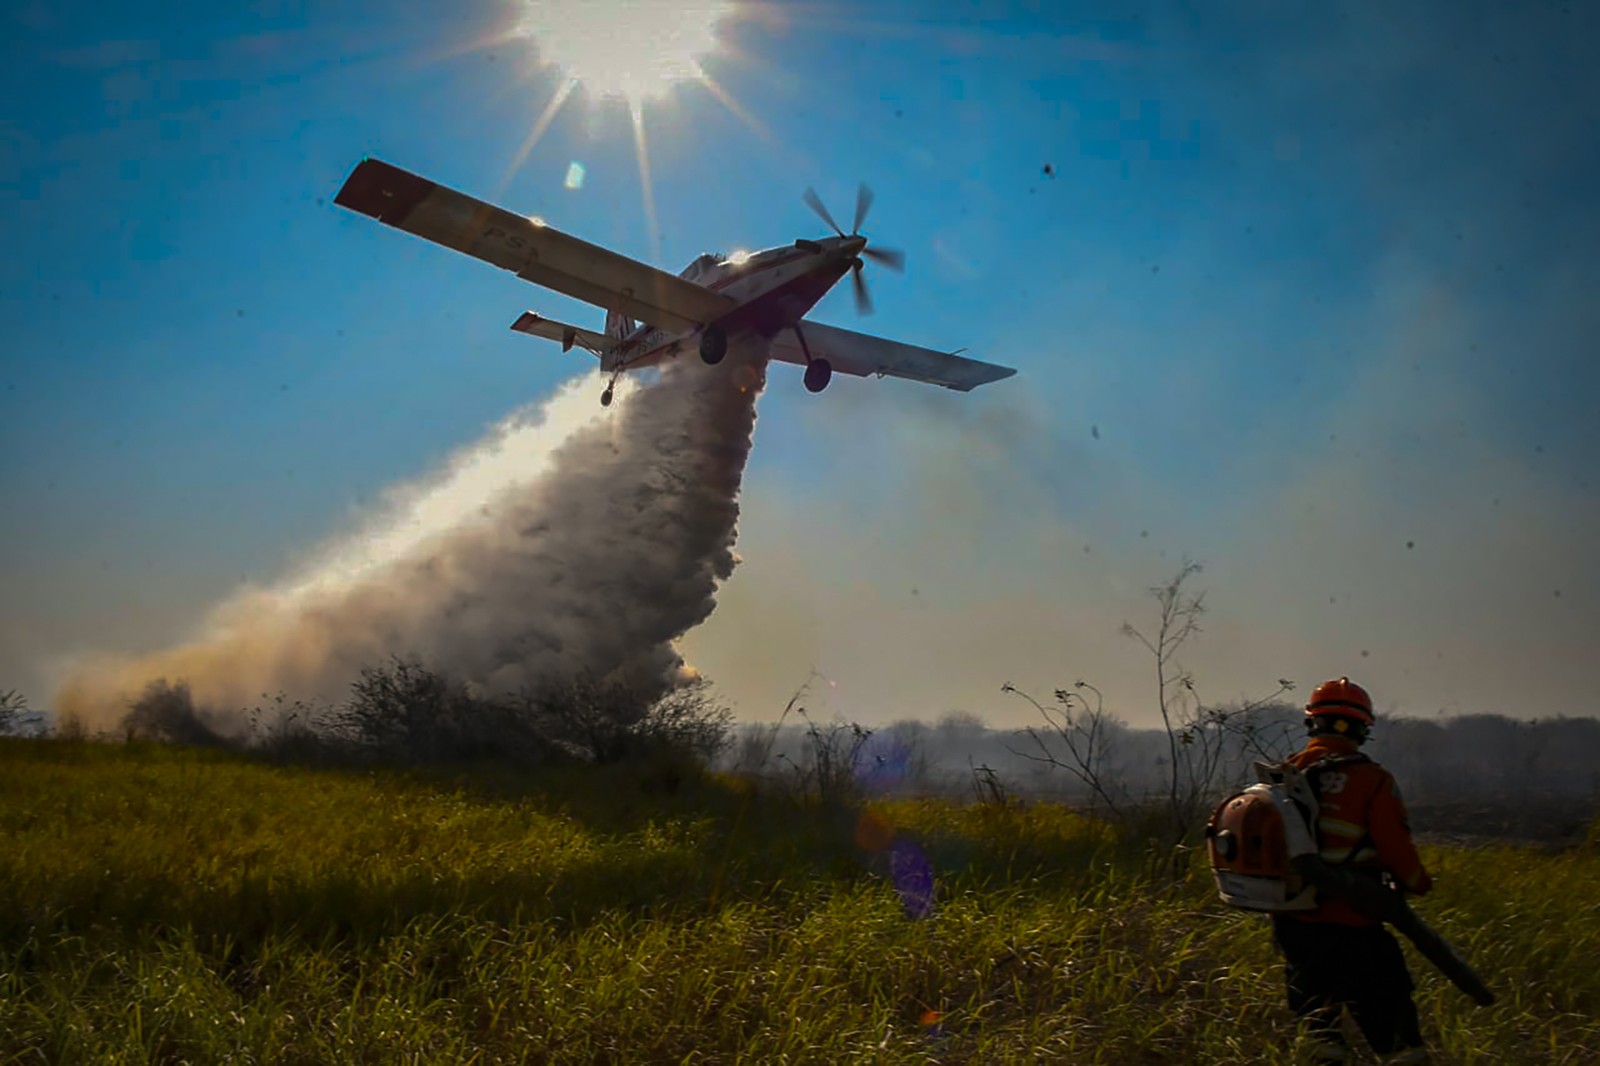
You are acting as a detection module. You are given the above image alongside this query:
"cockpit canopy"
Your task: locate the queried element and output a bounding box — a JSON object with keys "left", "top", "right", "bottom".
{"left": 679, "top": 253, "right": 725, "bottom": 281}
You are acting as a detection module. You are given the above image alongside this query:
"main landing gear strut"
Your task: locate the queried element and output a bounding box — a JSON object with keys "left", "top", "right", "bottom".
{"left": 793, "top": 323, "right": 832, "bottom": 393}
{"left": 694, "top": 323, "right": 832, "bottom": 394}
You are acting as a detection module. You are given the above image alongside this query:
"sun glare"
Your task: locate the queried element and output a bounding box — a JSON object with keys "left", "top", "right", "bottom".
{"left": 516, "top": 0, "right": 733, "bottom": 105}
{"left": 495, "top": 0, "right": 756, "bottom": 254}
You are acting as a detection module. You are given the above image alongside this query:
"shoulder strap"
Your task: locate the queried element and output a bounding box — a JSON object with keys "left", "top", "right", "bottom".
{"left": 1252, "top": 758, "right": 1320, "bottom": 825}
{"left": 1307, "top": 752, "right": 1370, "bottom": 775}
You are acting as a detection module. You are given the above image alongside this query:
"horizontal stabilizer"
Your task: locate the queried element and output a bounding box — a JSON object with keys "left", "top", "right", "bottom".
{"left": 509, "top": 311, "right": 612, "bottom": 356}
{"left": 769, "top": 320, "right": 1016, "bottom": 391}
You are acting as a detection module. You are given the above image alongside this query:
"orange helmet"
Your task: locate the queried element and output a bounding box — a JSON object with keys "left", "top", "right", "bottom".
{"left": 1306, "top": 675, "right": 1375, "bottom": 725}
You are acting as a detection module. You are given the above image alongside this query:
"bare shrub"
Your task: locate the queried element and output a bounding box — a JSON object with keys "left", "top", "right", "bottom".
{"left": 725, "top": 680, "right": 942, "bottom": 799}
{"left": 969, "top": 760, "right": 1013, "bottom": 807}
{"left": 100, "top": 656, "right": 729, "bottom": 769}
{"left": 515, "top": 671, "right": 652, "bottom": 763}
{"left": 331, "top": 656, "right": 462, "bottom": 758}
{"left": 724, "top": 675, "right": 813, "bottom": 777}
{"left": 121, "top": 680, "right": 228, "bottom": 746}
{"left": 0, "top": 688, "right": 25, "bottom": 735}
{"left": 330, "top": 657, "right": 549, "bottom": 764}
{"left": 1113, "top": 562, "right": 1300, "bottom": 846}
{"left": 636, "top": 678, "right": 733, "bottom": 762}
{"left": 518, "top": 671, "right": 732, "bottom": 764}
{"left": 246, "top": 692, "right": 344, "bottom": 762}
{"left": 779, "top": 710, "right": 875, "bottom": 802}
{"left": 52, "top": 711, "right": 89, "bottom": 741}
{"left": 1011, "top": 561, "right": 1297, "bottom": 853}
{"left": 1005, "top": 679, "right": 1132, "bottom": 818}
{"left": 728, "top": 723, "right": 773, "bottom": 775}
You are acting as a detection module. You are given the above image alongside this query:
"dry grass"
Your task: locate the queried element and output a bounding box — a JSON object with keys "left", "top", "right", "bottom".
{"left": 1, "top": 737, "right": 1595, "bottom": 1063}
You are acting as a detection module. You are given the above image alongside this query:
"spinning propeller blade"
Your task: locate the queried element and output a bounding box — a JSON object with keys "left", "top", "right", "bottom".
{"left": 862, "top": 245, "right": 905, "bottom": 272}
{"left": 803, "top": 187, "right": 845, "bottom": 237}
{"left": 851, "top": 183, "right": 874, "bottom": 235}
{"left": 851, "top": 260, "right": 873, "bottom": 315}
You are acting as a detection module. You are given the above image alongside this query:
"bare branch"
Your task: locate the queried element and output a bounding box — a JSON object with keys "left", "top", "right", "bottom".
{"left": 1003, "top": 682, "right": 1126, "bottom": 818}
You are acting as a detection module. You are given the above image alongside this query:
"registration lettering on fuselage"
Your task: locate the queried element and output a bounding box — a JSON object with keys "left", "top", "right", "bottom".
{"left": 634, "top": 328, "right": 670, "bottom": 351}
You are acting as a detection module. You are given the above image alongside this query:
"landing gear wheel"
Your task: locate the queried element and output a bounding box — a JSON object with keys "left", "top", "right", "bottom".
{"left": 803, "top": 357, "right": 833, "bottom": 393}
{"left": 699, "top": 326, "right": 728, "bottom": 365}
{"left": 600, "top": 385, "right": 614, "bottom": 407}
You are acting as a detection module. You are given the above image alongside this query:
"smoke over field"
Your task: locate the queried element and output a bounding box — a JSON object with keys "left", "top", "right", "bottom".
{"left": 58, "top": 345, "right": 770, "bottom": 731}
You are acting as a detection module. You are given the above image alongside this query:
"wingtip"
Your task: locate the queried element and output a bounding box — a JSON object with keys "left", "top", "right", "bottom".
{"left": 333, "top": 158, "right": 436, "bottom": 224}
{"left": 953, "top": 365, "right": 1018, "bottom": 391}
{"left": 955, "top": 362, "right": 1019, "bottom": 389}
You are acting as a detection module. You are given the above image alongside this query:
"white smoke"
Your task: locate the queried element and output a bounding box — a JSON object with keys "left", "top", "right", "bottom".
{"left": 58, "top": 342, "right": 770, "bottom": 727}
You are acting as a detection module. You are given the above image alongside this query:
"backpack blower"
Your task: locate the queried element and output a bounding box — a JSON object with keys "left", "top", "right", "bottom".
{"left": 1205, "top": 759, "right": 1495, "bottom": 1007}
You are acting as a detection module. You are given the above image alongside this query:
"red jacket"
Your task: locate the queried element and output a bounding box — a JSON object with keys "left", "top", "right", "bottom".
{"left": 1283, "top": 735, "right": 1433, "bottom": 925}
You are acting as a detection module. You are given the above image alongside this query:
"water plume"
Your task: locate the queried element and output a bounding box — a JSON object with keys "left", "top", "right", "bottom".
{"left": 58, "top": 343, "right": 770, "bottom": 730}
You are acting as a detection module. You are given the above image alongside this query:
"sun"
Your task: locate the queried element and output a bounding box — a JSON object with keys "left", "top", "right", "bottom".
{"left": 514, "top": 0, "right": 734, "bottom": 106}
{"left": 495, "top": 0, "right": 764, "bottom": 260}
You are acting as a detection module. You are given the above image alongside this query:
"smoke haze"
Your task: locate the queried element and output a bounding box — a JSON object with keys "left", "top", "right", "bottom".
{"left": 58, "top": 346, "right": 769, "bottom": 729}
{"left": 683, "top": 273, "right": 1600, "bottom": 728}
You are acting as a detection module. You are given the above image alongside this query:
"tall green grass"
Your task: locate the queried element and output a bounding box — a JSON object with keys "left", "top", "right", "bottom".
{"left": 1, "top": 738, "right": 1595, "bottom": 1063}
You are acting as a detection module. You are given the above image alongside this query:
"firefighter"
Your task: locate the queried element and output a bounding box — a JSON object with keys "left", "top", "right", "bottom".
{"left": 1273, "top": 676, "right": 1433, "bottom": 1064}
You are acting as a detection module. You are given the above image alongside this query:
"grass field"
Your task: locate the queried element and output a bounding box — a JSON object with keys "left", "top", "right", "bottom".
{"left": 2, "top": 738, "right": 1596, "bottom": 1064}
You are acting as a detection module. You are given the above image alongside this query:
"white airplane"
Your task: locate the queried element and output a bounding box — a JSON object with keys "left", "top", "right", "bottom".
{"left": 334, "top": 158, "right": 1016, "bottom": 406}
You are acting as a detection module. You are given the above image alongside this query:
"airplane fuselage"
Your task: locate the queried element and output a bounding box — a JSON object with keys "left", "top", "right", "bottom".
{"left": 604, "top": 235, "right": 865, "bottom": 372}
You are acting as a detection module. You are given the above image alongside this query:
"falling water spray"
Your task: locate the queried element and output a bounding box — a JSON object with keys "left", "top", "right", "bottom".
{"left": 58, "top": 343, "right": 770, "bottom": 729}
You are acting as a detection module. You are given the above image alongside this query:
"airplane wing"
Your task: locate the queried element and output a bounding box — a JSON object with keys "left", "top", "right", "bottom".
{"left": 509, "top": 311, "right": 612, "bottom": 355}
{"left": 768, "top": 321, "right": 1017, "bottom": 391}
{"left": 334, "top": 158, "right": 735, "bottom": 334}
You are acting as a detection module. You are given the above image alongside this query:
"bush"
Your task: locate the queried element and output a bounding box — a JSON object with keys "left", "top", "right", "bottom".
{"left": 517, "top": 670, "right": 731, "bottom": 764}
{"left": 85, "top": 657, "right": 733, "bottom": 772}
{"left": 326, "top": 657, "right": 543, "bottom": 764}
{"left": 632, "top": 677, "right": 733, "bottom": 763}
{"left": 245, "top": 693, "right": 345, "bottom": 763}
{"left": 121, "top": 680, "right": 228, "bottom": 746}
{"left": 326, "top": 658, "right": 731, "bottom": 768}
{"left": 0, "top": 689, "right": 24, "bottom": 735}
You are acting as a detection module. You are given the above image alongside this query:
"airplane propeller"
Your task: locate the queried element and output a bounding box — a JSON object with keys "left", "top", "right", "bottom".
{"left": 802, "top": 183, "right": 905, "bottom": 315}
{"left": 851, "top": 184, "right": 873, "bottom": 235}
{"left": 802, "top": 187, "right": 845, "bottom": 238}
{"left": 851, "top": 260, "right": 872, "bottom": 315}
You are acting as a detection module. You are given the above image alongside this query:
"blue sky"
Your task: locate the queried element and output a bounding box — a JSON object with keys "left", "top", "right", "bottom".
{"left": 3, "top": 1, "right": 1597, "bottom": 725}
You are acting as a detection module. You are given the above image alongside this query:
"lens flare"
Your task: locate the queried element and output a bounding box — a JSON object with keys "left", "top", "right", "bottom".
{"left": 853, "top": 808, "right": 896, "bottom": 853}
{"left": 889, "top": 838, "right": 935, "bottom": 919}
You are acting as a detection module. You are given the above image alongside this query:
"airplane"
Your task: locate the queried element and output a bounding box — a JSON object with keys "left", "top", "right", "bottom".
{"left": 333, "top": 158, "right": 1016, "bottom": 407}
